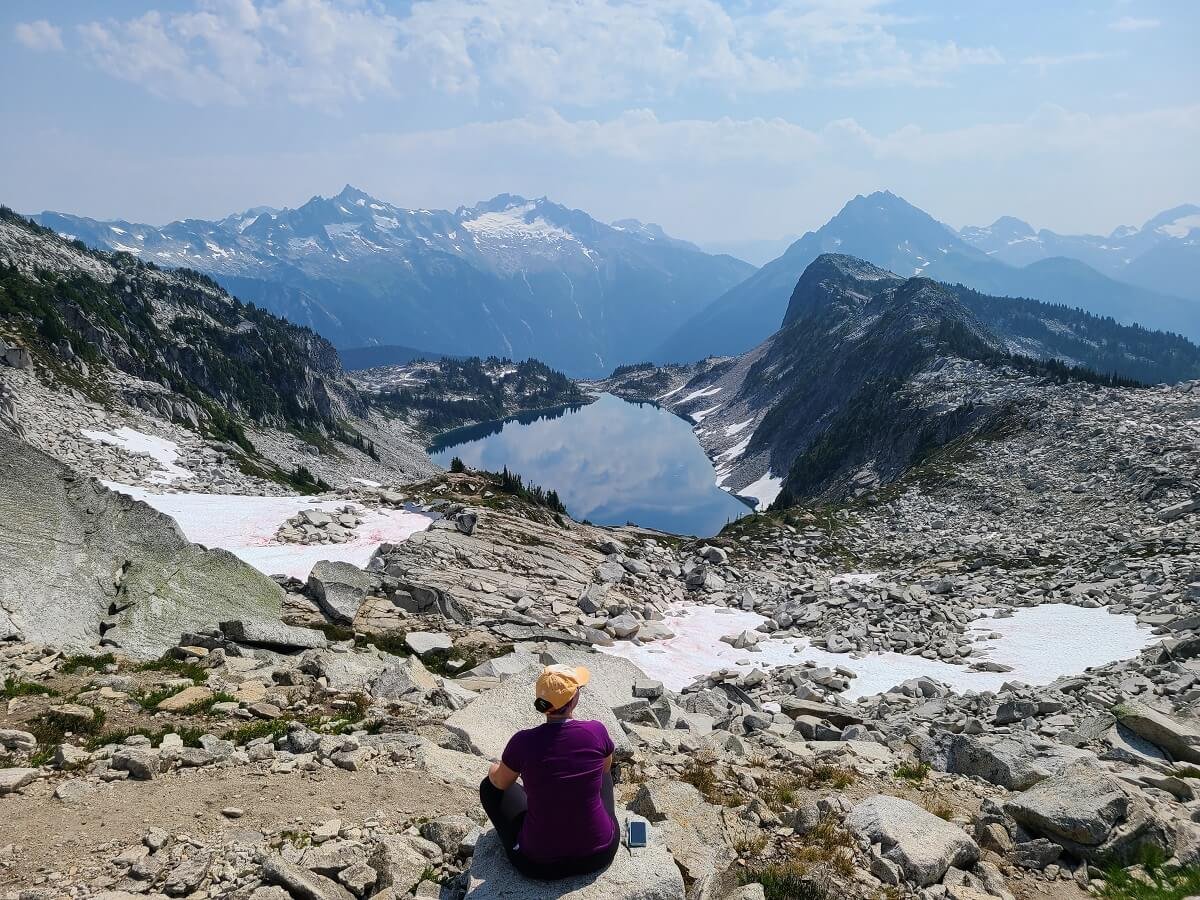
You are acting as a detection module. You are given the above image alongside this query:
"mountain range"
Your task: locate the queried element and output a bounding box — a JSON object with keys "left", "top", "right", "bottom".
{"left": 959, "top": 204, "right": 1200, "bottom": 301}
{"left": 603, "top": 253, "right": 1200, "bottom": 507}
{"left": 33, "top": 187, "right": 753, "bottom": 378}
{"left": 655, "top": 192, "right": 1200, "bottom": 362}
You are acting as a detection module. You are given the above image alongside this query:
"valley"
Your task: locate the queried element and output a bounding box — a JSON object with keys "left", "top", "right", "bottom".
{"left": 2, "top": 194, "right": 1200, "bottom": 900}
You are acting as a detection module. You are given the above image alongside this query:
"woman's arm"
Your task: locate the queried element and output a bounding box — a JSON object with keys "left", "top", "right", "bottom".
{"left": 488, "top": 760, "right": 520, "bottom": 790}
{"left": 603, "top": 753, "right": 613, "bottom": 772}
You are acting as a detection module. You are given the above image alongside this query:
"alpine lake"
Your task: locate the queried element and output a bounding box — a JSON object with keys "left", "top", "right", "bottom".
{"left": 429, "top": 393, "right": 752, "bottom": 537}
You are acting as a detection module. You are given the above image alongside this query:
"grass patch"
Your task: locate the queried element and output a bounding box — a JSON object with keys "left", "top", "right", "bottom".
{"left": 732, "top": 830, "right": 768, "bottom": 858}
{"left": 681, "top": 753, "right": 744, "bottom": 807}
{"left": 183, "top": 691, "right": 237, "bottom": 716}
{"left": 222, "top": 719, "right": 294, "bottom": 746}
{"left": 134, "top": 655, "right": 207, "bottom": 684}
{"left": 924, "top": 799, "right": 956, "bottom": 821}
{"left": 317, "top": 623, "right": 357, "bottom": 642}
{"left": 739, "top": 817, "right": 856, "bottom": 900}
{"left": 1100, "top": 864, "right": 1200, "bottom": 899}
{"left": 133, "top": 684, "right": 189, "bottom": 710}
{"left": 804, "top": 765, "right": 856, "bottom": 790}
{"left": 1171, "top": 766, "right": 1200, "bottom": 780}
{"left": 59, "top": 653, "right": 115, "bottom": 675}
{"left": 85, "top": 725, "right": 206, "bottom": 751}
{"left": 352, "top": 631, "right": 505, "bottom": 677}
{"left": 762, "top": 774, "right": 804, "bottom": 811}
{"left": 894, "top": 761, "right": 931, "bottom": 782}
{"left": 29, "top": 706, "right": 107, "bottom": 745}
{"left": 1, "top": 679, "right": 58, "bottom": 699}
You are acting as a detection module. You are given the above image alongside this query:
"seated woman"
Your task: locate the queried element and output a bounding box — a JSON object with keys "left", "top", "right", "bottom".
{"left": 479, "top": 664, "right": 620, "bottom": 880}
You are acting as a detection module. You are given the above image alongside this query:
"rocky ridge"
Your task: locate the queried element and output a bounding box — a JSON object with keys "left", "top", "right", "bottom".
{"left": 599, "top": 254, "right": 1200, "bottom": 509}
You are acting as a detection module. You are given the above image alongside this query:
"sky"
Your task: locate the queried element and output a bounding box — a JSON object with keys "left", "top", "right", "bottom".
{"left": 1, "top": 0, "right": 1197, "bottom": 244}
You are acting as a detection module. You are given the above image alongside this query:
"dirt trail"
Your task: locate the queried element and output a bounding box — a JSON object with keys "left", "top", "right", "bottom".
{"left": 1, "top": 766, "right": 477, "bottom": 890}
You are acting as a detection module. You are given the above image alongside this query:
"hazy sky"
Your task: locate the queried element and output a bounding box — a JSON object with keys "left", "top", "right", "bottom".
{"left": 2, "top": 0, "right": 1196, "bottom": 242}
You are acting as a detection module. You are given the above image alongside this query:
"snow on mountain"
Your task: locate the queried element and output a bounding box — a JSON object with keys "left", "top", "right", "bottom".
{"left": 958, "top": 202, "right": 1200, "bottom": 300}
{"left": 32, "top": 187, "right": 755, "bottom": 377}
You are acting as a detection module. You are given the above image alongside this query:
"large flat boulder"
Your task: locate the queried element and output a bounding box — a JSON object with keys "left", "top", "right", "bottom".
{"left": 412, "top": 742, "right": 489, "bottom": 788}
{"left": 929, "top": 733, "right": 1094, "bottom": 790}
{"left": 1002, "top": 769, "right": 1171, "bottom": 864}
{"left": 779, "top": 698, "right": 863, "bottom": 728}
{"left": 1114, "top": 702, "right": 1200, "bottom": 764}
{"left": 465, "top": 823, "right": 685, "bottom": 899}
{"left": 845, "top": 795, "right": 979, "bottom": 887}
{"left": 307, "top": 561, "right": 378, "bottom": 625}
{"left": 628, "top": 781, "right": 737, "bottom": 899}
{"left": 446, "top": 653, "right": 639, "bottom": 760}
{"left": 219, "top": 619, "right": 329, "bottom": 651}
{"left": 0, "top": 430, "right": 284, "bottom": 658}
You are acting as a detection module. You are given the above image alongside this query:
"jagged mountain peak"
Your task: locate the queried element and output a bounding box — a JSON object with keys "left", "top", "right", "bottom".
{"left": 781, "top": 254, "right": 998, "bottom": 356}
{"left": 334, "top": 184, "right": 377, "bottom": 204}
{"left": 1143, "top": 203, "right": 1200, "bottom": 237}
{"left": 988, "top": 215, "right": 1036, "bottom": 235}
{"left": 781, "top": 254, "right": 903, "bottom": 326}
{"left": 841, "top": 189, "right": 931, "bottom": 217}
{"left": 32, "top": 189, "right": 753, "bottom": 377}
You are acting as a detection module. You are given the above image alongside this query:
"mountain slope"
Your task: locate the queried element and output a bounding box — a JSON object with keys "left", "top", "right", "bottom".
{"left": 960, "top": 203, "right": 1200, "bottom": 302}
{"left": 656, "top": 192, "right": 1199, "bottom": 361}
{"left": 606, "top": 254, "right": 1200, "bottom": 508}
{"left": 0, "top": 206, "right": 443, "bottom": 492}
{"left": 0, "top": 208, "right": 361, "bottom": 439}
{"left": 35, "top": 188, "right": 756, "bottom": 378}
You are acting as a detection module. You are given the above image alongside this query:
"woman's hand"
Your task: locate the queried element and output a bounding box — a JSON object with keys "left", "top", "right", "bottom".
{"left": 488, "top": 760, "right": 520, "bottom": 790}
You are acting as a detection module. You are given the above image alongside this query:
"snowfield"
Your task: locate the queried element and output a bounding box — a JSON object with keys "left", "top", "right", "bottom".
{"left": 601, "top": 602, "right": 1153, "bottom": 700}
{"left": 82, "top": 427, "right": 193, "bottom": 484}
{"left": 103, "top": 484, "right": 435, "bottom": 579}
{"left": 739, "top": 472, "right": 783, "bottom": 510}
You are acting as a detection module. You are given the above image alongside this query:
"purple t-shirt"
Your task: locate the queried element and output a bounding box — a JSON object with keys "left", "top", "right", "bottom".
{"left": 501, "top": 718, "right": 617, "bottom": 862}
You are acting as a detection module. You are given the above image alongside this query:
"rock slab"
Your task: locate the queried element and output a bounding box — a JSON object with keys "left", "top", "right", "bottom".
{"left": 465, "top": 826, "right": 684, "bottom": 899}
{"left": 845, "top": 795, "right": 979, "bottom": 887}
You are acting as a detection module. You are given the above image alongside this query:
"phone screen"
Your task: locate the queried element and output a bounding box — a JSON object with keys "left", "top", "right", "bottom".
{"left": 627, "top": 819, "right": 647, "bottom": 847}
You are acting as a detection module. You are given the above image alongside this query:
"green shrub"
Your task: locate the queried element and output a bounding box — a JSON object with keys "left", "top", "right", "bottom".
{"left": 894, "top": 761, "right": 931, "bottom": 782}
{"left": 1, "top": 679, "right": 58, "bottom": 699}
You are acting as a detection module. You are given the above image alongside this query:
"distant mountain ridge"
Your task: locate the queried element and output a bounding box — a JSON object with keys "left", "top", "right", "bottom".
{"left": 33, "top": 187, "right": 755, "bottom": 378}
{"left": 656, "top": 191, "right": 1200, "bottom": 362}
{"left": 604, "top": 253, "right": 1200, "bottom": 508}
{"left": 0, "top": 207, "right": 361, "bottom": 439}
{"left": 959, "top": 204, "right": 1200, "bottom": 302}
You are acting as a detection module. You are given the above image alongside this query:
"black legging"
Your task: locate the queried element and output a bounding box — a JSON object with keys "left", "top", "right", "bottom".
{"left": 479, "top": 773, "right": 619, "bottom": 880}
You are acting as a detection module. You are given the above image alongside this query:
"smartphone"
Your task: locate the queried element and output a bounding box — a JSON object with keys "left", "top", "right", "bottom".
{"left": 626, "top": 818, "right": 647, "bottom": 848}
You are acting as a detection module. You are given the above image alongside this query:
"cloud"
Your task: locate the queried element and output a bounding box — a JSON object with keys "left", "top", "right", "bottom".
{"left": 1109, "top": 16, "right": 1161, "bottom": 32}
{"left": 76, "top": 0, "right": 405, "bottom": 108}
{"left": 14, "top": 20, "right": 64, "bottom": 52}
{"left": 63, "top": 0, "right": 1004, "bottom": 108}
{"left": 1019, "top": 51, "right": 1116, "bottom": 74}
{"left": 7, "top": 102, "right": 1198, "bottom": 239}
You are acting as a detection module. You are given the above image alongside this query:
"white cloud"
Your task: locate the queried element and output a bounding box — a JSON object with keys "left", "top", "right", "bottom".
{"left": 1109, "top": 16, "right": 1161, "bottom": 32}
{"left": 14, "top": 19, "right": 64, "bottom": 52}
{"left": 64, "top": 0, "right": 1004, "bottom": 108}
{"left": 6, "top": 101, "right": 1197, "bottom": 242}
{"left": 77, "top": 0, "right": 405, "bottom": 108}
{"left": 1019, "top": 51, "right": 1116, "bottom": 74}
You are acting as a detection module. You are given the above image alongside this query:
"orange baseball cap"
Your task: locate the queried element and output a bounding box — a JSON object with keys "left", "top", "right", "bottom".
{"left": 535, "top": 664, "right": 590, "bottom": 711}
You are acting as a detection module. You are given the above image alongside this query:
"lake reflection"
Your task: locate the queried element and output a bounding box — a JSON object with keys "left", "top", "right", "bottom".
{"left": 429, "top": 393, "right": 752, "bottom": 536}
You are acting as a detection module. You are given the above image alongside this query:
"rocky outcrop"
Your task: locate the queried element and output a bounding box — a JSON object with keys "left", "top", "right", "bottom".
{"left": 1113, "top": 702, "right": 1200, "bottom": 763}
{"left": 0, "top": 336, "right": 32, "bottom": 370}
{"left": 466, "top": 824, "right": 685, "bottom": 900}
{"left": 1003, "top": 769, "right": 1172, "bottom": 864}
{"left": 0, "top": 429, "right": 284, "bottom": 657}
{"left": 927, "top": 732, "right": 1095, "bottom": 790}
{"left": 845, "top": 795, "right": 980, "bottom": 887}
